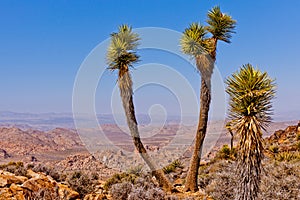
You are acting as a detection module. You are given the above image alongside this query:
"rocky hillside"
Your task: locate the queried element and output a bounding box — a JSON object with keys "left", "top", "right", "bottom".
{"left": 0, "top": 127, "right": 83, "bottom": 157}
{"left": 265, "top": 121, "right": 300, "bottom": 152}
{"left": 53, "top": 153, "right": 119, "bottom": 180}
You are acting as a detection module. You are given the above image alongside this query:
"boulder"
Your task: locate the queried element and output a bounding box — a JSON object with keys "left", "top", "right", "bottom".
{"left": 0, "top": 169, "right": 79, "bottom": 200}
{"left": 58, "top": 183, "right": 80, "bottom": 200}
{"left": 0, "top": 170, "right": 27, "bottom": 187}
{"left": 0, "top": 183, "right": 26, "bottom": 200}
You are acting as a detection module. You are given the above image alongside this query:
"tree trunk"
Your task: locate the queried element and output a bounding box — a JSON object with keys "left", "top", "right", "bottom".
{"left": 184, "top": 78, "right": 211, "bottom": 192}
{"left": 184, "top": 39, "right": 216, "bottom": 192}
{"left": 229, "top": 130, "right": 234, "bottom": 151}
{"left": 118, "top": 71, "right": 174, "bottom": 192}
{"left": 235, "top": 118, "right": 263, "bottom": 200}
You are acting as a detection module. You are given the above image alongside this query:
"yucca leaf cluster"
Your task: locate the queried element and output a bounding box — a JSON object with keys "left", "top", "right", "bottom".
{"left": 180, "top": 6, "right": 236, "bottom": 58}
{"left": 107, "top": 24, "right": 140, "bottom": 71}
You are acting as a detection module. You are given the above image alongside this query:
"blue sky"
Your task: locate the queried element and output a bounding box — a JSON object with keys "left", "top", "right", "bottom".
{"left": 0, "top": 0, "right": 300, "bottom": 119}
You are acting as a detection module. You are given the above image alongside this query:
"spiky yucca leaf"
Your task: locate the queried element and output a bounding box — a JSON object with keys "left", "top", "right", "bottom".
{"left": 226, "top": 64, "right": 275, "bottom": 131}
{"left": 226, "top": 64, "right": 275, "bottom": 200}
{"left": 107, "top": 24, "right": 140, "bottom": 70}
{"left": 180, "top": 23, "right": 208, "bottom": 57}
{"left": 206, "top": 6, "right": 236, "bottom": 43}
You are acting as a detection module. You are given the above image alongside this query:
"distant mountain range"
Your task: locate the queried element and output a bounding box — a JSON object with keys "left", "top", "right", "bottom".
{"left": 0, "top": 111, "right": 299, "bottom": 131}
{"left": 0, "top": 111, "right": 195, "bottom": 131}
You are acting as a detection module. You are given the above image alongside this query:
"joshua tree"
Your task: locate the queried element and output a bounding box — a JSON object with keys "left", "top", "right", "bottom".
{"left": 226, "top": 64, "right": 275, "bottom": 200}
{"left": 180, "top": 6, "right": 236, "bottom": 192}
{"left": 226, "top": 122, "right": 234, "bottom": 151}
{"left": 106, "top": 25, "right": 173, "bottom": 192}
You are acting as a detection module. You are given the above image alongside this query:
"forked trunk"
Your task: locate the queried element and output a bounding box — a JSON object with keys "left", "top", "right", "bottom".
{"left": 118, "top": 70, "right": 174, "bottom": 192}
{"left": 184, "top": 78, "right": 211, "bottom": 192}
{"left": 184, "top": 44, "right": 216, "bottom": 192}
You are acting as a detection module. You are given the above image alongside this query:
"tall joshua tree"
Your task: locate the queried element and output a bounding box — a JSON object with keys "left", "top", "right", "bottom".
{"left": 226, "top": 64, "right": 275, "bottom": 200}
{"left": 180, "top": 6, "right": 236, "bottom": 192}
{"left": 106, "top": 25, "right": 174, "bottom": 192}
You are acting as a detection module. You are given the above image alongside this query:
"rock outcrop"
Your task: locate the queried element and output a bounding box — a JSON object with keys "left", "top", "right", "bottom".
{"left": 265, "top": 121, "right": 300, "bottom": 152}
{"left": 0, "top": 170, "right": 79, "bottom": 200}
{"left": 54, "top": 153, "right": 119, "bottom": 180}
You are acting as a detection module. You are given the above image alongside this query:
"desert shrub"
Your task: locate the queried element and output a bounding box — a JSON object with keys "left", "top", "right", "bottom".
{"left": 145, "top": 187, "right": 165, "bottom": 200}
{"left": 111, "top": 182, "right": 133, "bottom": 200}
{"left": 127, "top": 186, "right": 147, "bottom": 200}
{"left": 128, "top": 187, "right": 146, "bottom": 200}
{"left": 258, "top": 161, "right": 300, "bottom": 200}
{"left": 0, "top": 161, "right": 27, "bottom": 177}
{"left": 296, "top": 142, "right": 300, "bottom": 151}
{"left": 31, "top": 164, "right": 61, "bottom": 181}
{"left": 127, "top": 165, "right": 144, "bottom": 176}
{"left": 30, "top": 186, "right": 60, "bottom": 200}
{"left": 162, "top": 164, "right": 176, "bottom": 174}
{"left": 269, "top": 145, "right": 279, "bottom": 154}
{"left": 203, "top": 159, "right": 300, "bottom": 200}
{"left": 66, "top": 171, "right": 96, "bottom": 198}
{"left": 104, "top": 172, "right": 138, "bottom": 190}
{"left": 206, "top": 161, "right": 237, "bottom": 200}
{"left": 26, "top": 163, "right": 35, "bottom": 169}
{"left": 109, "top": 174, "right": 168, "bottom": 200}
{"left": 216, "top": 145, "right": 236, "bottom": 160}
{"left": 163, "top": 159, "right": 184, "bottom": 174}
{"left": 171, "top": 159, "right": 184, "bottom": 169}
{"left": 134, "top": 175, "right": 156, "bottom": 189}
{"left": 127, "top": 185, "right": 166, "bottom": 200}
{"left": 91, "top": 172, "right": 99, "bottom": 180}
{"left": 296, "top": 133, "right": 300, "bottom": 141}
{"left": 275, "top": 151, "right": 300, "bottom": 162}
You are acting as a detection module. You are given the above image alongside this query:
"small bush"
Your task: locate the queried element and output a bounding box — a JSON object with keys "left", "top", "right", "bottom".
{"left": 163, "top": 159, "right": 184, "bottom": 174}
{"left": 297, "top": 142, "right": 300, "bottom": 151}
{"left": 0, "top": 161, "right": 27, "bottom": 177}
{"left": 216, "top": 145, "right": 236, "bottom": 160}
{"left": 108, "top": 174, "right": 168, "bottom": 200}
{"left": 111, "top": 182, "right": 133, "bottom": 200}
{"left": 145, "top": 187, "right": 165, "bottom": 200}
{"left": 275, "top": 151, "right": 300, "bottom": 162}
{"left": 269, "top": 145, "right": 279, "bottom": 154}
{"left": 171, "top": 160, "right": 184, "bottom": 169}
{"left": 259, "top": 161, "right": 300, "bottom": 199}
{"left": 104, "top": 172, "right": 138, "bottom": 190}
{"left": 127, "top": 165, "right": 144, "bottom": 176}
{"left": 296, "top": 133, "right": 300, "bottom": 141}
{"left": 32, "top": 164, "right": 61, "bottom": 181}
{"left": 163, "top": 165, "right": 176, "bottom": 174}
{"left": 128, "top": 186, "right": 146, "bottom": 200}
{"left": 66, "top": 171, "right": 96, "bottom": 198}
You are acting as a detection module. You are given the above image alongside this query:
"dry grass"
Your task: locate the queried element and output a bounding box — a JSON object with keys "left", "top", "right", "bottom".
{"left": 201, "top": 159, "right": 300, "bottom": 200}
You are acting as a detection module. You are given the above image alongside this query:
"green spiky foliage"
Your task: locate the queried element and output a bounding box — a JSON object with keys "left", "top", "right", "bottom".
{"left": 106, "top": 25, "right": 174, "bottom": 192}
{"left": 206, "top": 6, "right": 236, "bottom": 43}
{"left": 180, "top": 23, "right": 209, "bottom": 57}
{"left": 180, "top": 6, "right": 236, "bottom": 192}
{"left": 107, "top": 25, "right": 140, "bottom": 73}
{"left": 226, "top": 64, "right": 275, "bottom": 200}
